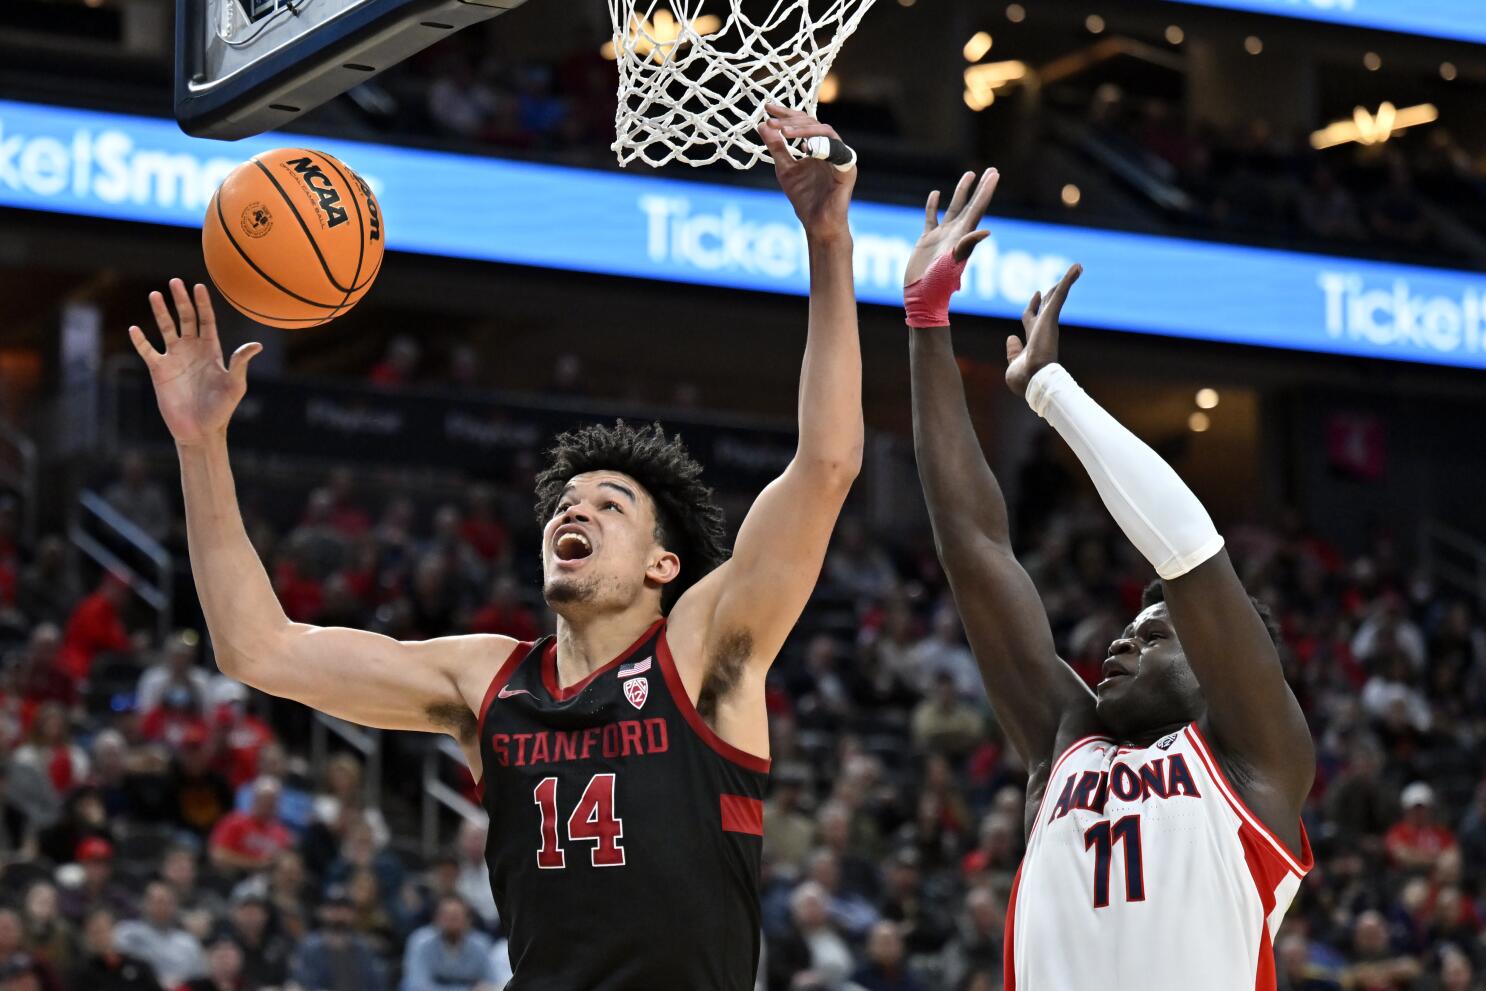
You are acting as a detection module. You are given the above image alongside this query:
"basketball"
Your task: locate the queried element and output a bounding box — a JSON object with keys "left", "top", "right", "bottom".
{"left": 202, "top": 148, "right": 384, "bottom": 329}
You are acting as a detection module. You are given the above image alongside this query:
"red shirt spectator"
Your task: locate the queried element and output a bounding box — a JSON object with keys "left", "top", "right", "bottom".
{"left": 210, "top": 683, "right": 277, "bottom": 788}
{"left": 209, "top": 778, "right": 293, "bottom": 873}
{"left": 59, "top": 574, "right": 133, "bottom": 682}
{"left": 466, "top": 574, "right": 539, "bottom": 642}
{"left": 272, "top": 558, "right": 323, "bottom": 623}
{"left": 1385, "top": 782, "right": 1457, "bottom": 870}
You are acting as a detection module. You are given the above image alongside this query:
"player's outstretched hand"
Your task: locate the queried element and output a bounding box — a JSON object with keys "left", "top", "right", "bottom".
{"left": 1005, "top": 263, "right": 1083, "bottom": 398}
{"left": 758, "top": 104, "right": 855, "bottom": 240}
{"left": 904, "top": 168, "right": 998, "bottom": 286}
{"left": 128, "top": 279, "right": 262, "bottom": 448}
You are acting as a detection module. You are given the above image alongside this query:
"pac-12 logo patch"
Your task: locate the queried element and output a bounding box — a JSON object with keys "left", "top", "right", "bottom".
{"left": 623, "top": 677, "right": 649, "bottom": 710}
{"left": 1157, "top": 733, "right": 1178, "bottom": 751}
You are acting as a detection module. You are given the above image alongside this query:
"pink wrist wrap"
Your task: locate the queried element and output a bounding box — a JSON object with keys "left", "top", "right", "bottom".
{"left": 903, "top": 251, "right": 968, "bottom": 328}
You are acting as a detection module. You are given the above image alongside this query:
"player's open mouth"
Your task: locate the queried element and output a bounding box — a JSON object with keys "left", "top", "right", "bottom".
{"left": 1098, "top": 658, "right": 1134, "bottom": 691}
{"left": 554, "top": 528, "right": 593, "bottom": 563}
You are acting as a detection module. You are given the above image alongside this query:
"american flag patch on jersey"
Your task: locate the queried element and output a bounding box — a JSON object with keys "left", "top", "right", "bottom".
{"left": 618, "top": 657, "right": 652, "bottom": 677}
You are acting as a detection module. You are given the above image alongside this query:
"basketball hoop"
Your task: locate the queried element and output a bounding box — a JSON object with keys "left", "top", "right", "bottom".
{"left": 607, "top": 0, "right": 878, "bottom": 170}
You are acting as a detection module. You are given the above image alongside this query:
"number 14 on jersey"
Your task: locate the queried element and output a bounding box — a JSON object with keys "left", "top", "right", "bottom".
{"left": 534, "top": 774, "right": 626, "bottom": 868}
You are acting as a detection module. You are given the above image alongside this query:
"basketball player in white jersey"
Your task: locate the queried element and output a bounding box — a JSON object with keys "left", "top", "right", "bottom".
{"left": 903, "top": 169, "right": 1315, "bottom": 990}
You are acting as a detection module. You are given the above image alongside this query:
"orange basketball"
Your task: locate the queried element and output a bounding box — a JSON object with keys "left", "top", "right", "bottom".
{"left": 202, "top": 148, "right": 384, "bottom": 329}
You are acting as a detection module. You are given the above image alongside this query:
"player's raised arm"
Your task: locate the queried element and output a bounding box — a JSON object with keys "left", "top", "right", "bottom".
{"left": 129, "top": 280, "right": 510, "bottom": 749}
{"left": 1005, "top": 272, "right": 1315, "bottom": 821}
{"left": 906, "top": 170, "right": 1097, "bottom": 779}
{"left": 671, "top": 105, "right": 862, "bottom": 670}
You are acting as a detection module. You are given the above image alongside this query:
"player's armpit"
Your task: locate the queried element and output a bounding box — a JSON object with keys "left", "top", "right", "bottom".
{"left": 1161, "top": 552, "right": 1315, "bottom": 808}
{"left": 225, "top": 625, "right": 516, "bottom": 743}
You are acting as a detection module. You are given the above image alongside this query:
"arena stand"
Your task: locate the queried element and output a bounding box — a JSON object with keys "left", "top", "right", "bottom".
{"left": 1, "top": 361, "right": 1484, "bottom": 991}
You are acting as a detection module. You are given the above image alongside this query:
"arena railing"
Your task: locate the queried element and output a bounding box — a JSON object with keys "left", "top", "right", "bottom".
{"left": 0, "top": 423, "right": 38, "bottom": 541}
{"left": 424, "top": 736, "right": 485, "bottom": 857}
{"left": 1420, "top": 518, "right": 1486, "bottom": 604}
{"left": 70, "top": 489, "right": 174, "bottom": 642}
{"left": 311, "top": 711, "right": 383, "bottom": 812}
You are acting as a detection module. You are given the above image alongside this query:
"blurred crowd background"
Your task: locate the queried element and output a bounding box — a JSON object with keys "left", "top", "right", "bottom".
{"left": 1, "top": 419, "right": 1483, "bottom": 991}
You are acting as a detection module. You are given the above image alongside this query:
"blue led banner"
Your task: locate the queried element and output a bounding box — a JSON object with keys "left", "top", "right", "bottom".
{"left": 2, "top": 99, "right": 1485, "bottom": 370}
{"left": 1161, "top": 0, "right": 1486, "bottom": 46}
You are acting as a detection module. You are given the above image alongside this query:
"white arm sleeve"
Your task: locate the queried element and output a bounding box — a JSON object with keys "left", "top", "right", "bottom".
{"left": 1026, "top": 363, "right": 1224, "bottom": 580}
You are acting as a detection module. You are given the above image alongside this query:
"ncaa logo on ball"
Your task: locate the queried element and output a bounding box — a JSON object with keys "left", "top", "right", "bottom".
{"left": 240, "top": 203, "right": 273, "bottom": 238}
{"left": 623, "top": 677, "right": 649, "bottom": 710}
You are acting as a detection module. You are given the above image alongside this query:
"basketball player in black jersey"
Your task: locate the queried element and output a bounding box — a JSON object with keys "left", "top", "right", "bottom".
{"left": 128, "top": 105, "right": 860, "bottom": 991}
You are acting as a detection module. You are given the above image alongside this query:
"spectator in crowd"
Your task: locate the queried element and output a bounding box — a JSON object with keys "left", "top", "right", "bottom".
{"left": 221, "top": 894, "right": 289, "bottom": 990}
{"left": 907, "top": 609, "right": 980, "bottom": 700}
{"left": 15, "top": 538, "right": 81, "bottom": 630}
{"left": 135, "top": 631, "right": 209, "bottom": 719}
{"left": 311, "top": 752, "right": 389, "bottom": 849}
{"left": 452, "top": 819, "right": 498, "bottom": 932}
{"left": 1344, "top": 909, "right": 1422, "bottom": 990}
{"left": 210, "top": 777, "right": 294, "bottom": 876}
{"left": 938, "top": 886, "right": 1002, "bottom": 991}
{"left": 767, "top": 881, "right": 854, "bottom": 991}
{"left": 68, "top": 908, "right": 162, "bottom": 991}
{"left": 1323, "top": 736, "right": 1394, "bottom": 855}
{"left": 36, "top": 786, "right": 110, "bottom": 868}
{"left": 0, "top": 952, "right": 60, "bottom": 991}
{"left": 103, "top": 451, "right": 172, "bottom": 544}
{"left": 58, "top": 573, "right": 135, "bottom": 683}
{"left": 60, "top": 837, "right": 135, "bottom": 925}
{"left": 1386, "top": 782, "right": 1458, "bottom": 871}
{"left": 852, "top": 920, "right": 923, "bottom": 991}
{"left": 400, "top": 896, "right": 499, "bottom": 991}
{"left": 910, "top": 673, "right": 984, "bottom": 759}
{"left": 824, "top": 517, "right": 899, "bottom": 601}
{"left": 11, "top": 704, "right": 88, "bottom": 794}
{"left": 465, "top": 573, "right": 537, "bottom": 642}
{"left": 458, "top": 486, "right": 510, "bottom": 569}
{"left": 763, "top": 763, "right": 816, "bottom": 879}
{"left": 289, "top": 888, "right": 388, "bottom": 991}
{"left": 178, "top": 932, "right": 245, "bottom": 991}
{"left": 368, "top": 337, "right": 421, "bottom": 388}
{"left": 19, "top": 882, "right": 77, "bottom": 977}
{"left": 114, "top": 882, "right": 206, "bottom": 988}
{"left": 7, "top": 626, "right": 75, "bottom": 712}
{"left": 172, "top": 731, "right": 235, "bottom": 835}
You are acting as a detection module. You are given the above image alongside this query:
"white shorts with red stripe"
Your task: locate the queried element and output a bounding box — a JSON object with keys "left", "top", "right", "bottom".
{"left": 1006, "top": 724, "right": 1312, "bottom": 991}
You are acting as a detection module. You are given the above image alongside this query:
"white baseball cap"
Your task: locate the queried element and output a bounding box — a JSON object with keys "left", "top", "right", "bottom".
{"left": 1401, "top": 782, "right": 1435, "bottom": 808}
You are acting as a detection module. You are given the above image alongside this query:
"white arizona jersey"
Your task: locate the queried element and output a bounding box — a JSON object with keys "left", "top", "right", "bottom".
{"left": 1007, "top": 724, "right": 1312, "bottom": 991}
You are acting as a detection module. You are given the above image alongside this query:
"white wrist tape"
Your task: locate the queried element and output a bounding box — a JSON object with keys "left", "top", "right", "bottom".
{"left": 1027, "top": 363, "right": 1224, "bottom": 580}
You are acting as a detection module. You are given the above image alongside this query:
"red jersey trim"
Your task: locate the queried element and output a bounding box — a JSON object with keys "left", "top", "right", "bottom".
{"left": 476, "top": 639, "right": 537, "bottom": 729}
{"left": 1003, "top": 860, "right": 1024, "bottom": 991}
{"left": 720, "top": 794, "right": 764, "bottom": 835}
{"left": 1184, "top": 724, "right": 1313, "bottom": 876}
{"left": 1028, "top": 735, "right": 1114, "bottom": 840}
{"left": 541, "top": 619, "right": 666, "bottom": 702}
{"left": 656, "top": 628, "right": 771, "bottom": 774}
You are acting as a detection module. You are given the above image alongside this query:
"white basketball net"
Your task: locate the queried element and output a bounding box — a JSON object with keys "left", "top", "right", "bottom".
{"left": 608, "top": 0, "right": 878, "bottom": 169}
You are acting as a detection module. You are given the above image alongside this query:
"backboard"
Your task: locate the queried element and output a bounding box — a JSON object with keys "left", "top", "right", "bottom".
{"left": 174, "top": 0, "right": 528, "bottom": 140}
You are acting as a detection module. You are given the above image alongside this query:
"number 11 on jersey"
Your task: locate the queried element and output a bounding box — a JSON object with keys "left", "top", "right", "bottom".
{"left": 1084, "top": 815, "right": 1145, "bottom": 907}
{"left": 534, "top": 774, "right": 627, "bottom": 868}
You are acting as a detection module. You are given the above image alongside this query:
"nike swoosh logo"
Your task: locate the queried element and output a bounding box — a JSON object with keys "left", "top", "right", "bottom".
{"left": 497, "top": 686, "right": 533, "bottom": 700}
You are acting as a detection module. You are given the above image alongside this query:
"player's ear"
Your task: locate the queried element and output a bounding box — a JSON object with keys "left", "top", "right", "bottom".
{"left": 647, "top": 548, "right": 681, "bottom": 587}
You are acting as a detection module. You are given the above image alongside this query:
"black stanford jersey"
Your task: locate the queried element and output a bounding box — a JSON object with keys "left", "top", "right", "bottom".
{"left": 477, "top": 619, "right": 769, "bottom": 991}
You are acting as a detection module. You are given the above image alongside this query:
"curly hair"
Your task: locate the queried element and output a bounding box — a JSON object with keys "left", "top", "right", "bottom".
{"left": 1141, "top": 578, "right": 1283, "bottom": 648}
{"left": 533, "top": 420, "right": 730, "bottom": 612}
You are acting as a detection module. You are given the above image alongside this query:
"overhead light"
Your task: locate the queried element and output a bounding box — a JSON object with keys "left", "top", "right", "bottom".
{"left": 1165, "top": 25, "right": 1184, "bottom": 45}
{"left": 963, "top": 31, "right": 993, "bottom": 62}
{"left": 964, "top": 60, "right": 1029, "bottom": 111}
{"left": 1188, "top": 411, "right": 1211, "bottom": 433}
{"left": 1363, "top": 51, "right": 1381, "bottom": 71}
{"left": 1085, "top": 14, "right": 1105, "bottom": 34}
{"left": 1195, "top": 388, "right": 1219, "bottom": 409}
{"left": 1061, "top": 184, "right": 1082, "bottom": 207}
{"left": 607, "top": 10, "right": 723, "bottom": 63}
{"left": 1244, "top": 35, "right": 1263, "bottom": 55}
{"left": 1006, "top": 4, "right": 1026, "bottom": 23}
{"left": 819, "top": 74, "right": 841, "bottom": 104}
{"left": 1310, "top": 102, "right": 1439, "bottom": 150}
{"left": 1441, "top": 62, "right": 1457, "bottom": 81}
{"left": 898, "top": 0, "right": 916, "bottom": 7}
